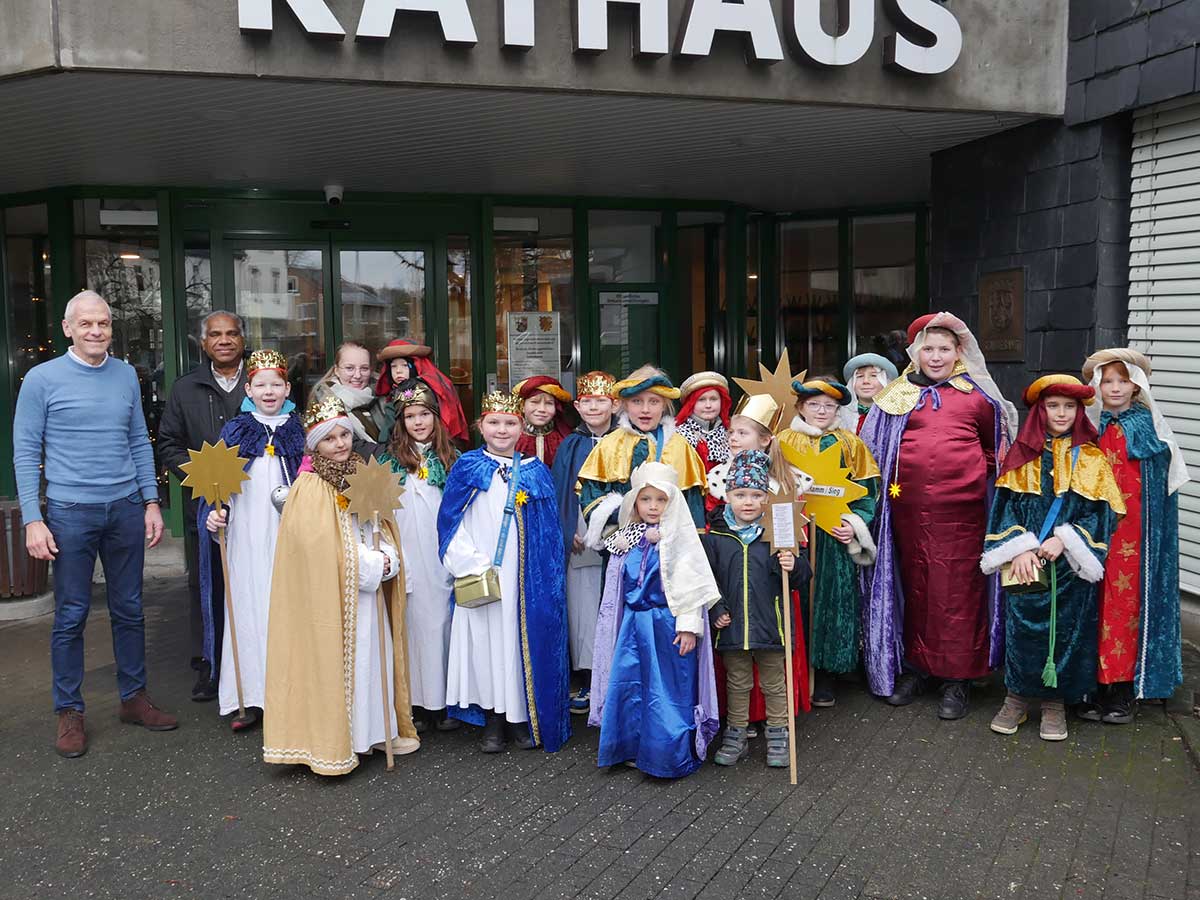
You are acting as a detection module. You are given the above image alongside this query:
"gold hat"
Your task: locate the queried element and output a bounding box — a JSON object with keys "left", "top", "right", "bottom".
{"left": 394, "top": 380, "right": 439, "bottom": 412}
{"left": 679, "top": 371, "right": 729, "bottom": 399}
{"left": 576, "top": 371, "right": 617, "bottom": 399}
{"left": 480, "top": 390, "right": 524, "bottom": 417}
{"left": 247, "top": 349, "right": 288, "bottom": 376}
{"left": 303, "top": 394, "right": 349, "bottom": 431}
{"left": 733, "top": 393, "right": 782, "bottom": 433}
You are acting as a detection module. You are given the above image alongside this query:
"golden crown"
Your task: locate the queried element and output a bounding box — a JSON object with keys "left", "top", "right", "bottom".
{"left": 480, "top": 390, "right": 524, "bottom": 416}
{"left": 576, "top": 371, "right": 617, "bottom": 398}
{"left": 395, "top": 381, "right": 438, "bottom": 411}
{"left": 302, "top": 394, "right": 348, "bottom": 431}
{"left": 247, "top": 349, "right": 288, "bottom": 375}
{"left": 733, "top": 393, "right": 782, "bottom": 433}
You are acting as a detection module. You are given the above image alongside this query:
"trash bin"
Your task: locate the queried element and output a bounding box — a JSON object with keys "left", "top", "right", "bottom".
{"left": 0, "top": 499, "right": 50, "bottom": 598}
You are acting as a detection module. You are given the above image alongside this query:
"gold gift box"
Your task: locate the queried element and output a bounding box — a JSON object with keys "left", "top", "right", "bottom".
{"left": 1000, "top": 560, "right": 1049, "bottom": 595}
{"left": 454, "top": 567, "right": 503, "bottom": 609}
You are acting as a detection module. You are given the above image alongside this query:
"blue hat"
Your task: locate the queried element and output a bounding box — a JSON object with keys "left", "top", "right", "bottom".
{"left": 791, "top": 378, "right": 852, "bottom": 406}
{"left": 843, "top": 353, "right": 898, "bottom": 384}
{"left": 726, "top": 450, "right": 771, "bottom": 493}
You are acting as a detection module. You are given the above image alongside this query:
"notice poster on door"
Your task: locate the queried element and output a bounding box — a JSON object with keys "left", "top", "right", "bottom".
{"left": 507, "top": 311, "right": 561, "bottom": 385}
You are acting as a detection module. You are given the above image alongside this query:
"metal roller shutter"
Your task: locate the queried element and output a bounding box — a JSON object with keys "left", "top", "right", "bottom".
{"left": 1129, "top": 94, "right": 1200, "bottom": 597}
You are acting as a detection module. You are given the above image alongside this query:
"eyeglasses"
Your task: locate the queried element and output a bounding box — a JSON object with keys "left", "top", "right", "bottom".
{"left": 805, "top": 402, "right": 839, "bottom": 413}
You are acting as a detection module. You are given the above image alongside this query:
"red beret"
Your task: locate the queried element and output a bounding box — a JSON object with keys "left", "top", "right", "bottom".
{"left": 906, "top": 314, "right": 938, "bottom": 346}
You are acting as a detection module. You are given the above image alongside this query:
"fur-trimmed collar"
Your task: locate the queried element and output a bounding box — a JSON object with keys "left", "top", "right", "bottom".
{"left": 618, "top": 411, "right": 677, "bottom": 445}
{"left": 788, "top": 415, "right": 830, "bottom": 437}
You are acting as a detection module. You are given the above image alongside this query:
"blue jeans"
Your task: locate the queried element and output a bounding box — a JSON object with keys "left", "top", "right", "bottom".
{"left": 45, "top": 493, "right": 147, "bottom": 711}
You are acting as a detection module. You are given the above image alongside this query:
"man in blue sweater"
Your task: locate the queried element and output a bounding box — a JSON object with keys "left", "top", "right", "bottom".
{"left": 14, "top": 290, "right": 178, "bottom": 758}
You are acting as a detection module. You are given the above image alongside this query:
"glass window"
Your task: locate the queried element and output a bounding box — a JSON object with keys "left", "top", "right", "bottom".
{"left": 853, "top": 214, "right": 917, "bottom": 360}
{"left": 747, "top": 219, "right": 760, "bottom": 373}
{"left": 448, "top": 235, "right": 474, "bottom": 418}
{"left": 588, "top": 210, "right": 661, "bottom": 284}
{"left": 677, "top": 225, "right": 709, "bottom": 374}
{"left": 339, "top": 249, "right": 427, "bottom": 359}
{"left": 233, "top": 248, "right": 326, "bottom": 409}
{"left": 779, "top": 220, "right": 840, "bottom": 377}
{"left": 4, "top": 205, "right": 54, "bottom": 392}
{"left": 493, "top": 207, "right": 574, "bottom": 390}
{"left": 182, "top": 231, "right": 213, "bottom": 371}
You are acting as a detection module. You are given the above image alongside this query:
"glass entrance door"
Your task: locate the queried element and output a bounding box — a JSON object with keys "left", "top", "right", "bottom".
{"left": 334, "top": 246, "right": 432, "bottom": 359}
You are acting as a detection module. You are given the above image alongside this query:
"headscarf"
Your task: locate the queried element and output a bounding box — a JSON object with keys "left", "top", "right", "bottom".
{"left": 303, "top": 395, "right": 356, "bottom": 451}
{"left": 375, "top": 339, "right": 469, "bottom": 443}
{"left": 999, "top": 375, "right": 1097, "bottom": 478}
{"left": 907, "top": 311, "right": 1019, "bottom": 440}
{"left": 1083, "top": 348, "right": 1191, "bottom": 494}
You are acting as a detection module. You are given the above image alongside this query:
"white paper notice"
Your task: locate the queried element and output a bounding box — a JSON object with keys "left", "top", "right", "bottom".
{"left": 770, "top": 503, "right": 796, "bottom": 550}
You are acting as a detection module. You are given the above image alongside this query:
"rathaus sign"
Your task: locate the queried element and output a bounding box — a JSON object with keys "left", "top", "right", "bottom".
{"left": 238, "top": 0, "right": 964, "bottom": 75}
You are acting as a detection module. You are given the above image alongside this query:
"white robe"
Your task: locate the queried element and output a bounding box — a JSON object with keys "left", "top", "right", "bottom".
{"left": 350, "top": 515, "right": 402, "bottom": 754}
{"left": 442, "top": 451, "right": 528, "bottom": 724}
{"left": 217, "top": 448, "right": 286, "bottom": 716}
{"left": 566, "top": 508, "right": 602, "bottom": 670}
{"left": 394, "top": 453, "right": 454, "bottom": 710}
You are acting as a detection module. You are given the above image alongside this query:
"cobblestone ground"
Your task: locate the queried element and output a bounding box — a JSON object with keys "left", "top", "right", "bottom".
{"left": 1, "top": 574, "right": 1198, "bottom": 900}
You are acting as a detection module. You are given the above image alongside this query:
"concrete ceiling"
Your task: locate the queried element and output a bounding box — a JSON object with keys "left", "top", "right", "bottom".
{"left": 0, "top": 71, "right": 1034, "bottom": 210}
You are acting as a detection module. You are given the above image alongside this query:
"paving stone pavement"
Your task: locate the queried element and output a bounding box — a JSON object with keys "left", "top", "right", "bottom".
{"left": 1, "top": 574, "right": 1198, "bottom": 900}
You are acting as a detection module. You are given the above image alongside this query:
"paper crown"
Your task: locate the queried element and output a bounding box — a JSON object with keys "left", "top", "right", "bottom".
{"left": 576, "top": 371, "right": 616, "bottom": 399}
{"left": 733, "top": 393, "right": 782, "bottom": 433}
{"left": 303, "top": 394, "right": 349, "bottom": 431}
{"left": 247, "top": 349, "right": 287, "bottom": 375}
{"left": 481, "top": 390, "right": 524, "bottom": 417}
{"left": 395, "top": 380, "right": 439, "bottom": 412}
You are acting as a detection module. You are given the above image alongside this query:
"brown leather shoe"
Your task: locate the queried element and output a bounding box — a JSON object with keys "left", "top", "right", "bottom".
{"left": 56, "top": 709, "right": 88, "bottom": 758}
{"left": 119, "top": 692, "right": 179, "bottom": 731}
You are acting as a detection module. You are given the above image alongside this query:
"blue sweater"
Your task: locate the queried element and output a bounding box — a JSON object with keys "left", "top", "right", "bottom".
{"left": 13, "top": 352, "right": 159, "bottom": 523}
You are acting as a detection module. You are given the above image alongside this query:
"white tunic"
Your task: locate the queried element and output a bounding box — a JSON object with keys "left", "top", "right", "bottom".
{"left": 442, "top": 451, "right": 528, "bottom": 724}
{"left": 217, "top": 418, "right": 289, "bottom": 716}
{"left": 393, "top": 448, "right": 454, "bottom": 710}
{"left": 350, "top": 515, "right": 402, "bottom": 754}
{"left": 566, "top": 508, "right": 602, "bottom": 670}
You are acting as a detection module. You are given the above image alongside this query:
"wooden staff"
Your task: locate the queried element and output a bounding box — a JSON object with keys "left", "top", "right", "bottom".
{"left": 780, "top": 553, "right": 799, "bottom": 787}
{"left": 808, "top": 522, "right": 817, "bottom": 699}
{"left": 215, "top": 487, "right": 253, "bottom": 730}
{"left": 372, "top": 513, "right": 395, "bottom": 771}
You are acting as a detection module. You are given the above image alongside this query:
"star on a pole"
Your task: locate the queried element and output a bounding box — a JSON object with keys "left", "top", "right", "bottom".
{"left": 733, "top": 349, "right": 804, "bottom": 428}
{"left": 343, "top": 456, "right": 406, "bottom": 531}
{"left": 179, "top": 440, "right": 251, "bottom": 506}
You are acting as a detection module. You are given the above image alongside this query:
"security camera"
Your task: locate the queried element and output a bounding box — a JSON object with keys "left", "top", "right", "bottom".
{"left": 324, "top": 184, "right": 344, "bottom": 206}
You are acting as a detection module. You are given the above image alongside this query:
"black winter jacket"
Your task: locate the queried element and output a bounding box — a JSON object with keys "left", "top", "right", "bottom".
{"left": 701, "top": 529, "right": 812, "bottom": 652}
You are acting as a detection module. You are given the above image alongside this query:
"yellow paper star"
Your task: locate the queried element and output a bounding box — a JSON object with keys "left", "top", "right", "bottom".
{"left": 733, "top": 349, "right": 803, "bottom": 428}
{"left": 343, "top": 456, "right": 407, "bottom": 529}
{"left": 889, "top": 482, "right": 902, "bottom": 499}
{"left": 179, "top": 440, "right": 252, "bottom": 506}
{"left": 418, "top": 465, "right": 429, "bottom": 481}
{"left": 515, "top": 489, "right": 530, "bottom": 507}
{"left": 336, "top": 493, "right": 350, "bottom": 511}
{"left": 777, "top": 440, "right": 869, "bottom": 536}
{"left": 265, "top": 443, "right": 276, "bottom": 457}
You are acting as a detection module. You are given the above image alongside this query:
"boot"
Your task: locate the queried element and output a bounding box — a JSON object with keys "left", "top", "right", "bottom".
{"left": 1101, "top": 681, "right": 1136, "bottom": 724}
{"left": 191, "top": 660, "right": 217, "bottom": 703}
{"left": 55, "top": 710, "right": 87, "bottom": 758}
{"left": 433, "top": 709, "right": 461, "bottom": 732}
{"left": 765, "top": 726, "right": 790, "bottom": 768}
{"left": 886, "top": 672, "right": 927, "bottom": 707}
{"left": 480, "top": 712, "right": 506, "bottom": 753}
{"left": 713, "top": 726, "right": 749, "bottom": 766}
{"left": 937, "top": 680, "right": 969, "bottom": 720}
{"left": 1040, "top": 699, "right": 1068, "bottom": 741}
{"left": 506, "top": 721, "right": 536, "bottom": 750}
{"left": 413, "top": 707, "right": 429, "bottom": 735}
{"left": 119, "top": 692, "right": 178, "bottom": 731}
{"left": 989, "top": 694, "right": 1029, "bottom": 735}
{"left": 1076, "top": 685, "right": 1105, "bottom": 722}
{"left": 811, "top": 670, "right": 837, "bottom": 708}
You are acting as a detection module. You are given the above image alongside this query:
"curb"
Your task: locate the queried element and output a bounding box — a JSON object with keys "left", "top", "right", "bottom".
{"left": 0, "top": 590, "right": 54, "bottom": 621}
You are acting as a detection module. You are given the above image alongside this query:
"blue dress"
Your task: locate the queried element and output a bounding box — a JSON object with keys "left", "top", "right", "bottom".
{"left": 597, "top": 541, "right": 702, "bottom": 778}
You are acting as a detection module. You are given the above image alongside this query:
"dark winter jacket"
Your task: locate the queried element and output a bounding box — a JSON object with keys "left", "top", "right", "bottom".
{"left": 702, "top": 529, "right": 812, "bottom": 652}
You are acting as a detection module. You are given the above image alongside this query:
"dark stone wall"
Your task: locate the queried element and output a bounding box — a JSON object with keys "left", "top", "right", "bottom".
{"left": 1067, "top": 0, "right": 1200, "bottom": 125}
{"left": 929, "top": 118, "right": 1132, "bottom": 401}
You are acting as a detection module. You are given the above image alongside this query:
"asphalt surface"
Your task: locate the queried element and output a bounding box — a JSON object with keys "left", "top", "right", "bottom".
{"left": 1, "top": 574, "right": 1198, "bottom": 900}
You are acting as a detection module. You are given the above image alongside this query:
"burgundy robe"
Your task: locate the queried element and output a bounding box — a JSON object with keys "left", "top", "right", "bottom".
{"left": 891, "top": 385, "right": 996, "bottom": 680}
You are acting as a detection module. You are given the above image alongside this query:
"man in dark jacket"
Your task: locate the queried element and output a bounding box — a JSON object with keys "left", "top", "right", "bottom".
{"left": 157, "top": 311, "right": 246, "bottom": 700}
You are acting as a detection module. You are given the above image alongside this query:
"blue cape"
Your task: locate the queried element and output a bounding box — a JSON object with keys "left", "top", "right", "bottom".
{"left": 437, "top": 449, "right": 571, "bottom": 751}
{"left": 550, "top": 424, "right": 614, "bottom": 571}
{"left": 196, "top": 412, "right": 305, "bottom": 668}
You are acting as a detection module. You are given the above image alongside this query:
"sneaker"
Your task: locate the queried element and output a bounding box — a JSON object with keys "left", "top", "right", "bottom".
{"left": 713, "top": 726, "right": 750, "bottom": 766}
{"left": 191, "top": 661, "right": 217, "bottom": 702}
{"left": 811, "top": 670, "right": 837, "bottom": 708}
{"left": 55, "top": 709, "right": 87, "bottom": 758}
{"left": 989, "top": 694, "right": 1029, "bottom": 735}
{"left": 119, "top": 692, "right": 178, "bottom": 731}
{"left": 938, "top": 680, "right": 970, "bottom": 720}
{"left": 765, "top": 726, "right": 790, "bottom": 768}
{"left": 886, "top": 672, "right": 928, "bottom": 707}
{"left": 1040, "top": 700, "right": 1068, "bottom": 741}
{"left": 1101, "top": 681, "right": 1136, "bottom": 725}
{"left": 569, "top": 687, "right": 591, "bottom": 715}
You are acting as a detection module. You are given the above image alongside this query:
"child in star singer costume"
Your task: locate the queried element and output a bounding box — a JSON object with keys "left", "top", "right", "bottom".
{"left": 550, "top": 371, "right": 619, "bottom": 716}
{"left": 589, "top": 462, "right": 722, "bottom": 778}
{"left": 981, "top": 376, "right": 1124, "bottom": 742}
{"left": 263, "top": 396, "right": 419, "bottom": 776}
{"left": 437, "top": 391, "right": 570, "bottom": 754}
{"left": 703, "top": 451, "right": 810, "bottom": 768}
{"left": 676, "top": 371, "right": 732, "bottom": 481}
{"left": 842, "top": 354, "right": 899, "bottom": 436}
{"left": 375, "top": 338, "right": 470, "bottom": 446}
{"left": 513, "top": 375, "right": 574, "bottom": 466}
{"left": 379, "top": 381, "right": 461, "bottom": 734}
{"left": 199, "top": 350, "right": 305, "bottom": 732}
{"left": 578, "top": 365, "right": 708, "bottom": 546}
{"left": 1081, "top": 349, "right": 1190, "bottom": 723}
{"left": 778, "top": 377, "right": 880, "bottom": 708}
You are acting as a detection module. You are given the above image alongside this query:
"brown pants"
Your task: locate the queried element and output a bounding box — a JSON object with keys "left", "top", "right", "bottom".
{"left": 722, "top": 649, "right": 788, "bottom": 728}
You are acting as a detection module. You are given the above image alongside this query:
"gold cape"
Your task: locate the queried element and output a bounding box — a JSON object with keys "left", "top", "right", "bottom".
{"left": 262, "top": 471, "right": 417, "bottom": 776}
{"left": 872, "top": 361, "right": 973, "bottom": 416}
{"left": 995, "top": 437, "right": 1126, "bottom": 515}
{"left": 777, "top": 427, "right": 881, "bottom": 482}
{"left": 576, "top": 427, "right": 708, "bottom": 491}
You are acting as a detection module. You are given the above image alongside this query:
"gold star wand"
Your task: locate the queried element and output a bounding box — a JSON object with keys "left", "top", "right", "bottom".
{"left": 343, "top": 456, "right": 407, "bottom": 770}
{"left": 180, "top": 440, "right": 253, "bottom": 728}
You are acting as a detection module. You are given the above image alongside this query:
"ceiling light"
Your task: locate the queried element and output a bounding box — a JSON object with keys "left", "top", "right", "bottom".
{"left": 120, "top": 253, "right": 141, "bottom": 260}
